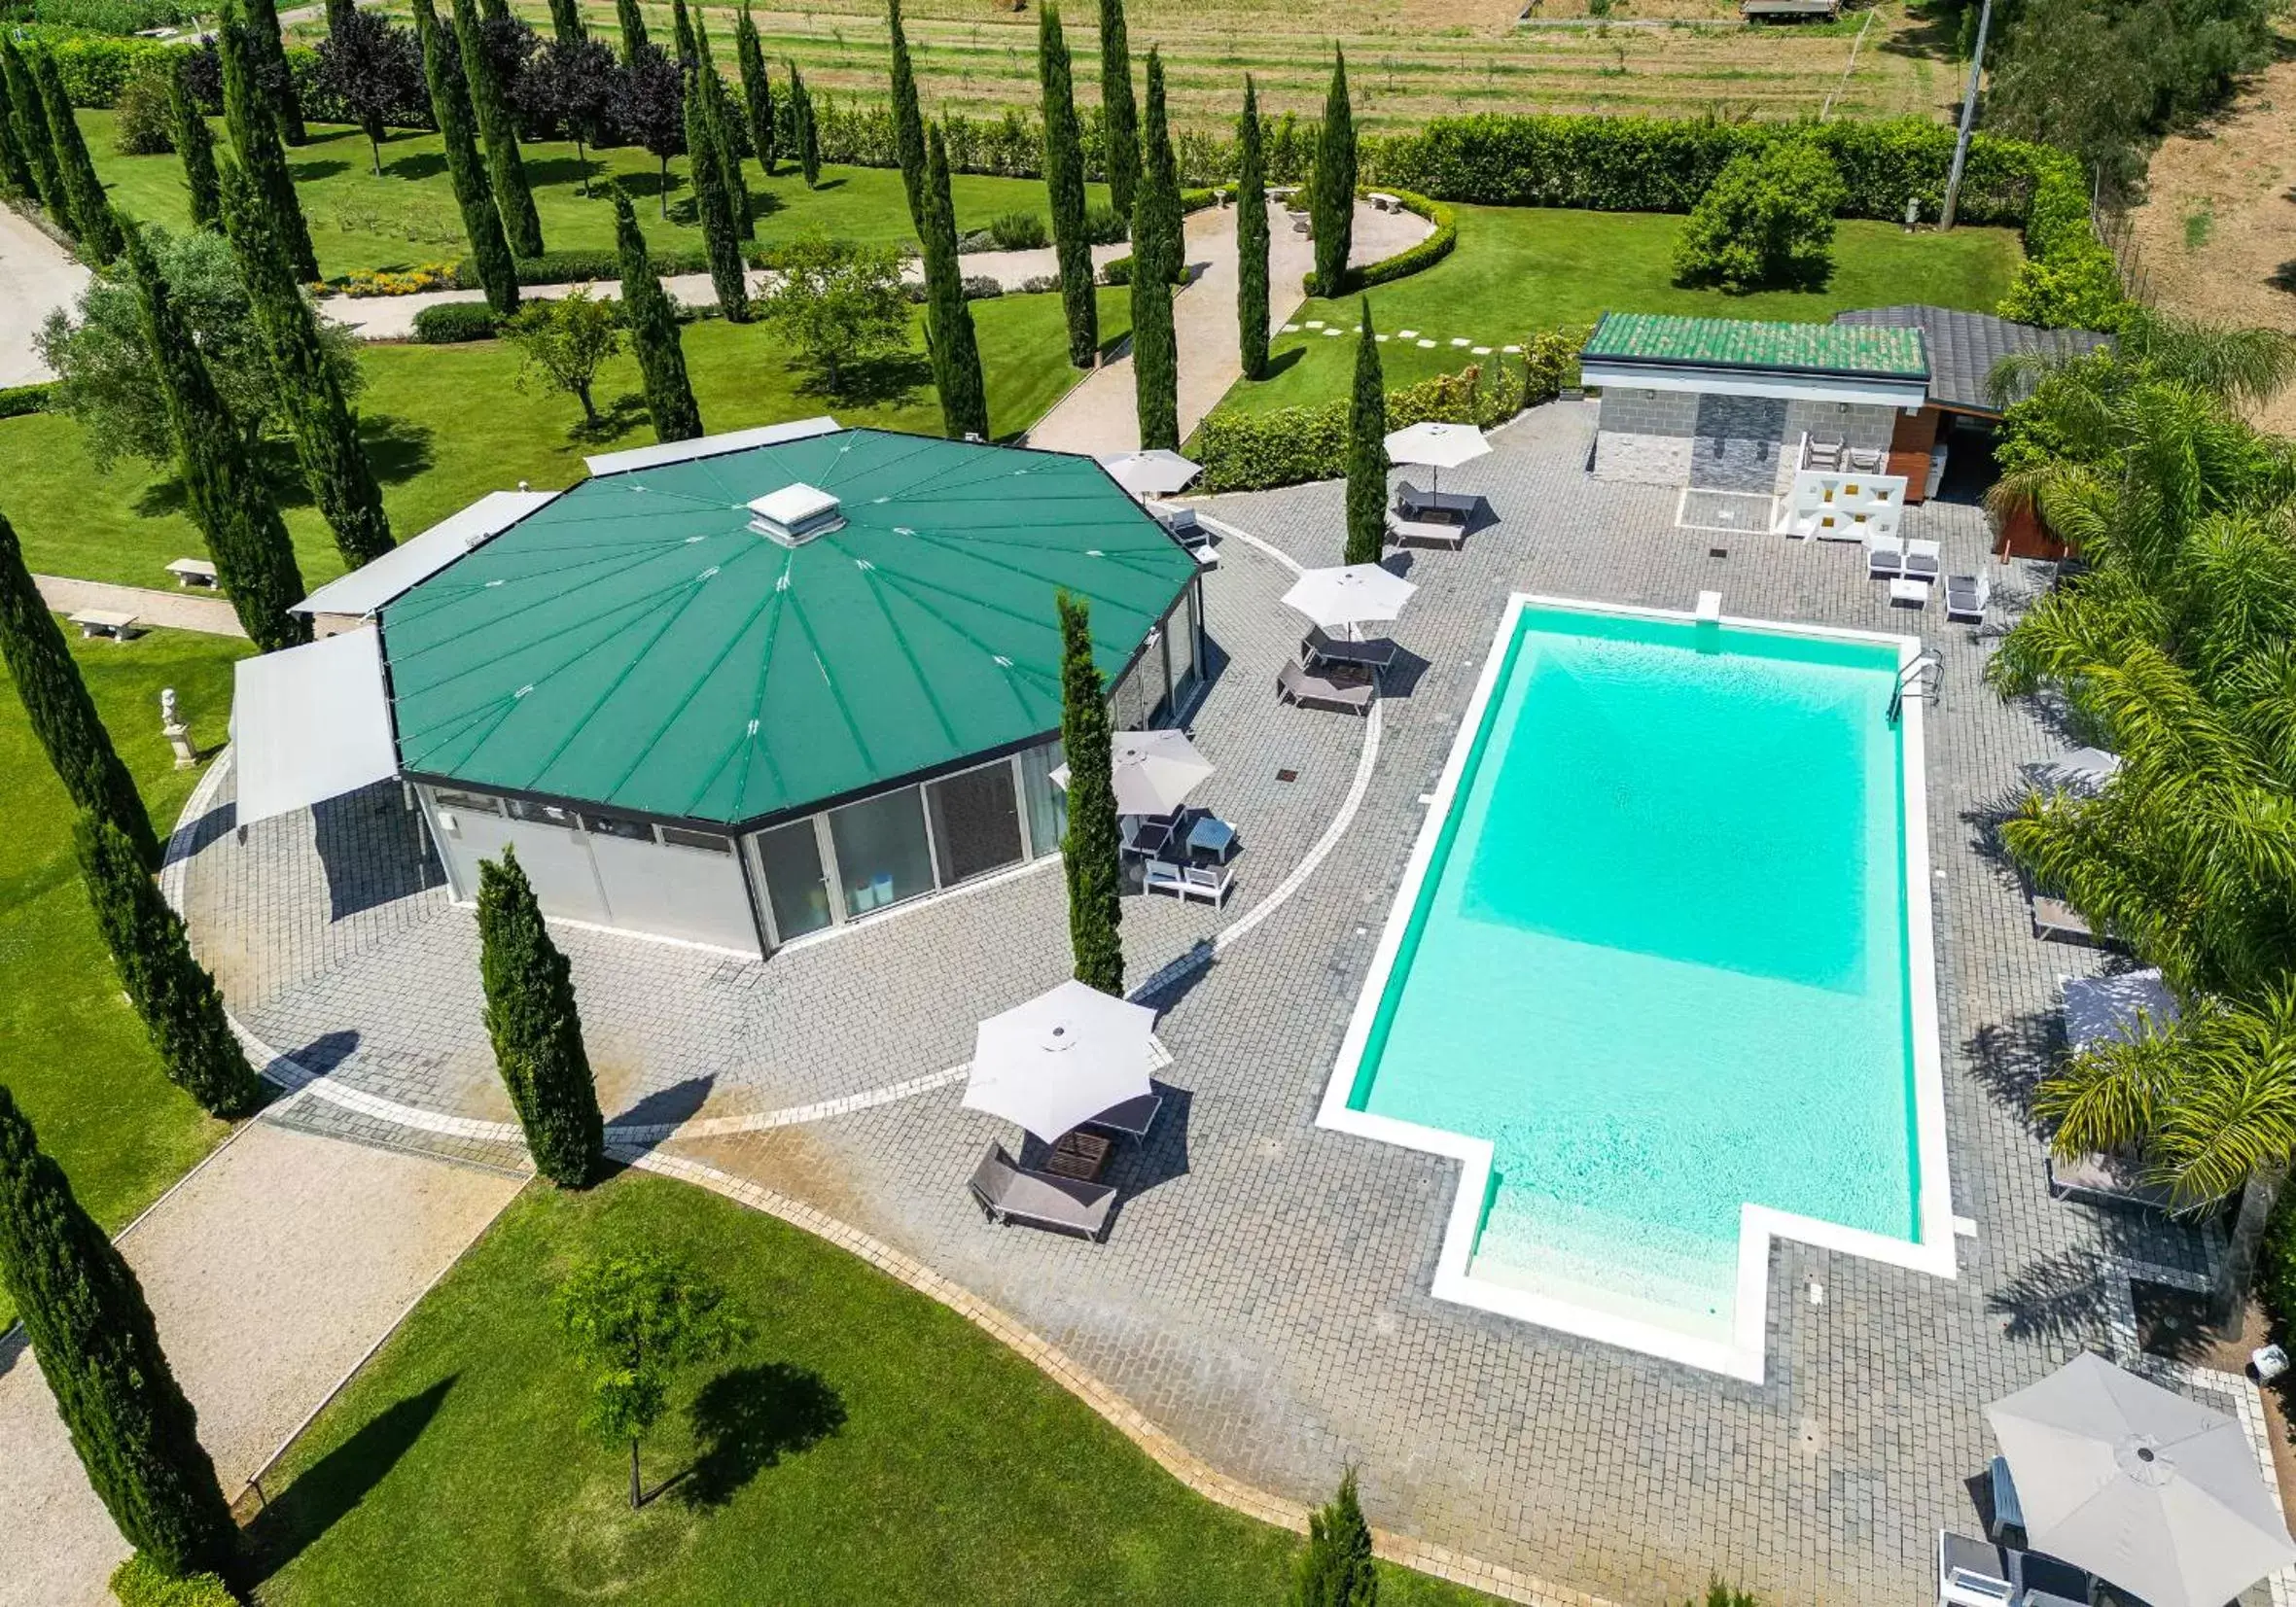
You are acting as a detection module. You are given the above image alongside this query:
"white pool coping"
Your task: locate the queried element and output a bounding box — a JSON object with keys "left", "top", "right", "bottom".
{"left": 1315, "top": 593, "right": 1956, "bottom": 1384}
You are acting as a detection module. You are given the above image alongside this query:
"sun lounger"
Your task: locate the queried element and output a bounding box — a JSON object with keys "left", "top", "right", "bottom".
{"left": 967, "top": 1142, "right": 1116, "bottom": 1240}
{"left": 1848, "top": 444, "right": 1886, "bottom": 472}
{"left": 1301, "top": 626, "right": 1397, "bottom": 678}
{"left": 1389, "top": 513, "right": 1465, "bottom": 550}
{"left": 1394, "top": 480, "right": 1479, "bottom": 522}
{"left": 2030, "top": 893, "right": 2096, "bottom": 945}
{"left": 2047, "top": 1147, "right": 2175, "bottom": 1210}
{"left": 1278, "top": 658, "right": 1375, "bottom": 716}
{"left": 1945, "top": 573, "right": 1991, "bottom": 623}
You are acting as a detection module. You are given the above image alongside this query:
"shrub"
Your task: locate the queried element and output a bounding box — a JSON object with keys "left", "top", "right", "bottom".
{"left": 452, "top": 247, "right": 710, "bottom": 288}
{"left": 1197, "top": 355, "right": 1524, "bottom": 492}
{"left": 110, "top": 70, "right": 175, "bottom": 155}
{"left": 1996, "top": 153, "right": 2131, "bottom": 331}
{"left": 1018, "top": 273, "right": 1059, "bottom": 294}
{"left": 32, "top": 0, "right": 197, "bottom": 33}
{"left": 338, "top": 262, "right": 458, "bottom": 297}
{"left": 1520, "top": 324, "right": 1589, "bottom": 405}
{"left": 1304, "top": 187, "right": 1456, "bottom": 297}
{"left": 1100, "top": 255, "right": 1132, "bottom": 286}
{"left": 410, "top": 301, "right": 501, "bottom": 342}
{"left": 1080, "top": 200, "right": 1127, "bottom": 245}
{"left": 1179, "top": 186, "right": 1218, "bottom": 213}
{"left": 0, "top": 382, "right": 55, "bottom": 419}
{"left": 1672, "top": 140, "right": 1847, "bottom": 292}
{"left": 109, "top": 1555, "right": 236, "bottom": 1607}
{"left": 985, "top": 209, "right": 1048, "bottom": 251}
{"left": 956, "top": 227, "right": 996, "bottom": 253}
{"left": 962, "top": 274, "right": 1003, "bottom": 299}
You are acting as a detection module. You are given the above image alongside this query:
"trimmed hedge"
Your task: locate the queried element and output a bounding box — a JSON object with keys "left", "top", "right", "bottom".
{"left": 108, "top": 1555, "right": 236, "bottom": 1607}
{"left": 410, "top": 301, "right": 501, "bottom": 343}
{"left": 0, "top": 381, "right": 56, "bottom": 419}
{"left": 1100, "top": 255, "right": 1132, "bottom": 286}
{"left": 452, "top": 247, "right": 711, "bottom": 289}
{"left": 1196, "top": 357, "right": 1527, "bottom": 493}
{"left": 1997, "top": 152, "right": 2130, "bottom": 331}
{"left": 1304, "top": 186, "right": 1455, "bottom": 297}
{"left": 45, "top": 32, "right": 434, "bottom": 130}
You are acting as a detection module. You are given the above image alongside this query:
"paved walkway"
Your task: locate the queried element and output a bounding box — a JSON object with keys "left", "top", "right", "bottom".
{"left": 169, "top": 402, "right": 2264, "bottom": 1602}
{"left": 33, "top": 576, "right": 246, "bottom": 638}
{"left": 1025, "top": 198, "right": 1431, "bottom": 456}
{"left": 0, "top": 204, "right": 86, "bottom": 388}
{"left": 324, "top": 241, "right": 1131, "bottom": 340}
{"left": 0, "top": 1114, "right": 521, "bottom": 1607}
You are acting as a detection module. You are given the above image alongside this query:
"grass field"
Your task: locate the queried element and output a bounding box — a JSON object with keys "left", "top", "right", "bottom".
{"left": 4, "top": 288, "right": 1126, "bottom": 593}
{"left": 247, "top": 1170, "right": 1494, "bottom": 1606}
{"left": 1219, "top": 207, "right": 2026, "bottom": 414}
{"left": 328, "top": 0, "right": 1962, "bottom": 131}
{"left": 81, "top": 109, "right": 1109, "bottom": 281}
{"left": 0, "top": 630, "right": 245, "bottom": 1266}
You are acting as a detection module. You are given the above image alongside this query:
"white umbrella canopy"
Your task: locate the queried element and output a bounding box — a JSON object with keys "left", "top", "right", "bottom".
{"left": 1282, "top": 564, "right": 1418, "bottom": 634}
{"left": 1987, "top": 1351, "right": 2296, "bottom": 1607}
{"left": 1097, "top": 449, "right": 1203, "bottom": 499}
{"left": 1049, "top": 729, "right": 1216, "bottom": 818}
{"left": 2023, "top": 746, "right": 2123, "bottom": 797}
{"left": 1383, "top": 420, "right": 1490, "bottom": 497}
{"left": 963, "top": 980, "right": 1160, "bottom": 1141}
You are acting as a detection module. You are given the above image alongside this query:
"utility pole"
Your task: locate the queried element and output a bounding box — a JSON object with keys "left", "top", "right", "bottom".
{"left": 1940, "top": 0, "right": 1994, "bottom": 229}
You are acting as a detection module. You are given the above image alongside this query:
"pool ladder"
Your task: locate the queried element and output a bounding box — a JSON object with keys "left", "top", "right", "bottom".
{"left": 1888, "top": 651, "right": 1942, "bottom": 724}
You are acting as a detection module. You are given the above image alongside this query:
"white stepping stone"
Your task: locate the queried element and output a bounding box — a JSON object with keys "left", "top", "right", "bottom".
{"left": 1502, "top": 344, "right": 1522, "bottom": 353}
{"left": 1450, "top": 337, "right": 1470, "bottom": 347}
{"left": 1397, "top": 329, "right": 1419, "bottom": 339}
{"left": 1304, "top": 320, "right": 1325, "bottom": 329}
{"left": 1472, "top": 346, "right": 1493, "bottom": 356}
{"left": 1416, "top": 338, "right": 1436, "bottom": 349}
{"left": 1374, "top": 333, "right": 1389, "bottom": 342}
{"left": 1323, "top": 328, "right": 1343, "bottom": 336}
{"left": 1281, "top": 323, "right": 1300, "bottom": 332}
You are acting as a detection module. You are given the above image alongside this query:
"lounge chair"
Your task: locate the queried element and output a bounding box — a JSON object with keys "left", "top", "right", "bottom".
{"left": 1389, "top": 512, "right": 1466, "bottom": 550}
{"left": 1936, "top": 1530, "right": 2097, "bottom": 1607}
{"left": 1945, "top": 573, "right": 1991, "bottom": 623}
{"left": 1301, "top": 625, "right": 1397, "bottom": 679}
{"left": 1848, "top": 444, "right": 1886, "bottom": 473}
{"left": 1148, "top": 860, "right": 1230, "bottom": 904}
{"left": 1278, "top": 658, "right": 1375, "bottom": 716}
{"left": 1867, "top": 536, "right": 1905, "bottom": 579}
{"left": 1395, "top": 480, "right": 1478, "bottom": 522}
{"left": 967, "top": 1143, "right": 1116, "bottom": 1240}
{"left": 2030, "top": 893, "right": 2096, "bottom": 945}
{"left": 1903, "top": 538, "right": 1943, "bottom": 579}
{"left": 2047, "top": 1147, "right": 2175, "bottom": 1211}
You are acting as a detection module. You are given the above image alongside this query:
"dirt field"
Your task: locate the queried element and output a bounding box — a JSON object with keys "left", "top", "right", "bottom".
{"left": 2125, "top": 47, "right": 2296, "bottom": 436}
{"left": 367, "top": 0, "right": 1962, "bottom": 131}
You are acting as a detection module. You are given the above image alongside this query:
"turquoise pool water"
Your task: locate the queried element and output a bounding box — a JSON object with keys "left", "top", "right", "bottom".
{"left": 1352, "top": 604, "right": 1921, "bottom": 1345}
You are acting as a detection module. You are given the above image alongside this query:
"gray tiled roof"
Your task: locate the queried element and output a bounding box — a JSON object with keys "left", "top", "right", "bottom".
{"left": 1833, "top": 305, "right": 2111, "bottom": 415}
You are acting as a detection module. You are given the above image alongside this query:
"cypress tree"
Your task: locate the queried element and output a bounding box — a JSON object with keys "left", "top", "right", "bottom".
{"left": 734, "top": 4, "right": 774, "bottom": 176}
{"left": 477, "top": 846, "right": 605, "bottom": 1188}
{"left": 614, "top": 185, "right": 701, "bottom": 441}
{"left": 670, "top": 0, "right": 695, "bottom": 61}
{"left": 886, "top": 0, "right": 927, "bottom": 230}
{"left": 692, "top": 15, "right": 750, "bottom": 240}
{"left": 75, "top": 813, "right": 262, "bottom": 1118}
{"left": 1095, "top": 0, "right": 1137, "bottom": 221}
{"left": 219, "top": 6, "right": 318, "bottom": 282}
{"left": 614, "top": 0, "right": 649, "bottom": 59}
{"left": 1057, "top": 591, "right": 1122, "bottom": 996}
{"left": 454, "top": 0, "right": 544, "bottom": 259}
{"left": 219, "top": 163, "right": 393, "bottom": 570}
{"left": 124, "top": 222, "right": 311, "bottom": 653}
{"left": 0, "top": 506, "right": 160, "bottom": 868}
{"left": 1344, "top": 297, "right": 1386, "bottom": 567}
{"left": 686, "top": 66, "right": 747, "bottom": 321}
{"left": 240, "top": 0, "right": 305, "bottom": 144}
{"left": 35, "top": 51, "right": 123, "bottom": 263}
{"left": 547, "top": 0, "right": 584, "bottom": 45}
{"left": 922, "top": 122, "right": 986, "bottom": 440}
{"left": 166, "top": 59, "right": 220, "bottom": 231}
{"left": 1236, "top": 74, "right": 1269, "bottom": 382}
{"left": 1127, "top": 50, "right": 1178, "bottom": 451}
{"left": 1137, "top": 48, "right": 1180, "bottom": 290}
{"left": 789, "top": 62, "right": 818, "bottom": 188}
{"left": 415, "top": 0, "right": 519, "bottom": 318}
{"left": 1290, "top": 1466, "right": 1378, "bottom": 1607}
{"left": 1038, "top": 3, "right": 1095, "bottom": 369}
{"left": 3, "top": 38, "right": 63, "bottom": 223}
{"left": 0, "top": 1085, "right": 237, "bottom": 1579}
{"left": 1310, "top": 47, "right": 1356, "bottom": 296}
{"left": 0, "top": 51, "right": 33, "bottom": 199}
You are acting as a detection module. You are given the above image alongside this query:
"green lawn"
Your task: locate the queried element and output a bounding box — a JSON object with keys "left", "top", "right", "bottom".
{"left": 0, "top": 630, "right": 246, "bottom": 1265}
{"left": 1219, "top": 206, "right": 2027, "bottom": 414}
{"left": 248, "top": 1170, "right": 1493, "bottom": 1606}
{"left": 80, "top": 109, "right": 1103, "bottom": 281}
{"left": 3, "top": 288, "right": 1126, "bottom": 593}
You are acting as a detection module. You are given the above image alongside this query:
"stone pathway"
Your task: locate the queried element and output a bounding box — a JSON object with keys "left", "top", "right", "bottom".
{"left": 167, "top": 401, "right": 2264, "bottom": 1602}
{"left": 33, "top": 576, "right": 246, "bottom": 639}
{"left": 1025, "top": 199, "right": 1431, "bottom": 457}
{"left": 0, "top": 204, "right": 86, "bottom": 389}
{"left": 0, "top": 1114, "right": 521, "bottom": 1607}
{"left": 323, "top": 241, "right": 1132, "bottom": 341}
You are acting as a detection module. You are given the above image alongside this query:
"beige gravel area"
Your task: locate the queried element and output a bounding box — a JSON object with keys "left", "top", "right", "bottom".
{"left": 0, "top": 1114, "right": 522, "bottom": 1607}
{"left": 0, "top": 205, "right": 87, "bottom": 389}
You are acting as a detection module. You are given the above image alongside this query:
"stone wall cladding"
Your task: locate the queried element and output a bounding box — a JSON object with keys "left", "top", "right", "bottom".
{"left": 1593, "top": 431, "right": 1695, "bottom": 484}
{"left": 1774, "top": 401, "right": 1908, "bottom": 492}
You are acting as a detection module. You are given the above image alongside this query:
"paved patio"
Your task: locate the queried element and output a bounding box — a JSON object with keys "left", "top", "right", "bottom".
{"left": 172, "top": 400, "right": 2240, "bottom": 1603}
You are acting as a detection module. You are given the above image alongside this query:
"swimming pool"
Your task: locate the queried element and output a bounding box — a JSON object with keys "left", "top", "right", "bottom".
{"left": 1320, "top": 596, "right": 1953, "bottom": 1381}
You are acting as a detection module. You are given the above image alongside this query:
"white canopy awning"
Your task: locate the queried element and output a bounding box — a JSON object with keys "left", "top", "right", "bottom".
{"left": 583, "top": 416, "right": 841, "bottom": 478}
{"left": 230, "top": 629, "right": 400, "bottom": 826}
{"left": 293, "top": 489, "right": 560, "bottom": 619}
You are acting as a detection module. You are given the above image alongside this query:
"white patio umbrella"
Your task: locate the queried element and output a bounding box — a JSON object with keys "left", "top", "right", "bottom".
{"left": 1048, "top": 729, "right": 1215, "bottom": 818}
{"left": 2023, "top": 746, "right": 2122, "bottom": 797}
{"left": 1383, "top": 420, "right": 1490, "bottom": 499}
{"left": 1987, "top": 1351, "right": 2296, "bottom": 1607}
{"left": 1282, "top": 564, "right": 1418, "bottom": 639}
{"left": 1097, "top": 449, "right": 1203, "bottom": 500}
{"left": 963, "top": 980, "right": 1160, "bottom": 1141}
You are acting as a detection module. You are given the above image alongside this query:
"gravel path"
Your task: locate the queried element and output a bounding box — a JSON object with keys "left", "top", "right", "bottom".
{"left": 0, "top": 1116, "right": 522, "bottom": 1606}
{"left": 0, "top": 205, "right": 87, "bottom": 388}
{"left": 33, "top": 576, "right": 247, "bottom": 638}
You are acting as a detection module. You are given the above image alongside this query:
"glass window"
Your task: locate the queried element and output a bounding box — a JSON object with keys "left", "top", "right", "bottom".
{"left": 659, "top": 826, "right": 731, "bottom": 854}
{"left": 582, "top": 811, "right": 655, "bottom": 842}
{"left": 755, "top": 819, "right": 832, "bottom": 942}
{"left": 507, "top": 798, "right": 577, "bottom": 827}
{"left": 827, "top": 787, "right": 935, "bottom": 915}
{"left": 1109, "top": 641, "right": 1160, "bottom": 732}
{"left": 926, "top": 762, "right": 1024, "bottom": 886}
{"left": 433, "top": 789, "right": 503, "bottom": 816}
{"left": 1016, "top": 740, "right": 1066, "bottom": 858}
{"left": 1165, "top": 586, "right": 1199, "bottom": 711}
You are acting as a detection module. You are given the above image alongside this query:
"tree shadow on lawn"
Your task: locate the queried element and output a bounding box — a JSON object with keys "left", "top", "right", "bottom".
{"left": 570, "top": 393, "right": 650, "bottom": 445}
{"left": 289, "top": 157, "right": 353, "bottom": 185}
{"left": 358, "top": 414, "right": 439, "bottom": 487}
{"left": 242, "top": 1375, "right": 458, "bottom": 1583}
{"left": 675, "top": 1362, "right": 845, "bottom": 1511}
{"left": 798, "top": 350, "right": 932, "bottom": 410}
{"left": 381, "top": 152, "right": 450, "bottom": 185}
{"left": 523, "top": 155, "right": 622, "bottom": 194}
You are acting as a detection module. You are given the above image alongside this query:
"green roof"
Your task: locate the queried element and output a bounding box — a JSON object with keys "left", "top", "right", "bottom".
{"left": 379, "top": 429, "right": 1199, "bottom": 827}
{"left": 1582, "top": 313, "right": 1927, "bottom": 379}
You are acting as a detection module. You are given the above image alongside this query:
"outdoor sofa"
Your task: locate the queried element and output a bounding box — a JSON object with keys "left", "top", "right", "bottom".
{"left": 1935, "top": 1530, "right": 2095, "bottom": 1607}
{"left": 1946, "top": 573, "right": 1992, "bottom": 623}
{"left": 1278, "top": 658, "right": 1376, "bottom": 716}
{"left": 968, "top": 1143, "right": 1116, "bottom": 1240}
